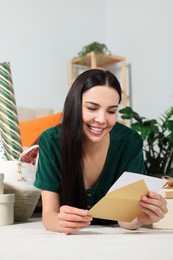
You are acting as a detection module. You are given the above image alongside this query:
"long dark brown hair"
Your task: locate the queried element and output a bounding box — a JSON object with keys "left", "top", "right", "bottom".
{"left": 60, "top": 69, "right": 121, "bottom": 208}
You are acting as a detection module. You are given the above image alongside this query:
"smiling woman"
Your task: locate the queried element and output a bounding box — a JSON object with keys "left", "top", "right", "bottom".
{"left": 34, "top": 69, "right": 167, "bottom": 234}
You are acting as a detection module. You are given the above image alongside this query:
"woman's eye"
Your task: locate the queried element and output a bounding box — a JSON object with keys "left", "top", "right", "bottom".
{"left": 87, "top": 107, "right": 97, "bottom": 111}
{"left": 108, "top": 111, "right": 116, "bottom": 114}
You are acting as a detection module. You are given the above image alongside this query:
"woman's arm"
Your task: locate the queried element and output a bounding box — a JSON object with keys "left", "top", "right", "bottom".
{"left": 118, "top": 191, "right": 168, "bottom": 230}
{"left": 41, "top": 190, "right": 92, "bottom": 234}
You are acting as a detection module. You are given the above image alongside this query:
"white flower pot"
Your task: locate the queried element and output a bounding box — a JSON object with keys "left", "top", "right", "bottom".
{"left": 0, "top": 194, "right": 15, "bottom": 225}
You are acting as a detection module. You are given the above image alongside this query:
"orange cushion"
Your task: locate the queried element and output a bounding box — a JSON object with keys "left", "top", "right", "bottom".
{"left": 19, "top": 112, "right": 62, "bottom": 147}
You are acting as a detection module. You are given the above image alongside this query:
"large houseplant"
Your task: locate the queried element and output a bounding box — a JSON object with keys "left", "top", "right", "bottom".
{"left": 119, "top": 106, "right": 173, "bottom": 177}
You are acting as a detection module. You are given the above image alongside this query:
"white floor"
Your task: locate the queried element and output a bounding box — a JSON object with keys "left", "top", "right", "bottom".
{"left": 0, "top": 218, "right": 173, "bottom": 260}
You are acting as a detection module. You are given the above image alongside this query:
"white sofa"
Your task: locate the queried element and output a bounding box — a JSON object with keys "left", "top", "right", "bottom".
{"left": 17, "top": 106, "right": 53, "bottom": 121}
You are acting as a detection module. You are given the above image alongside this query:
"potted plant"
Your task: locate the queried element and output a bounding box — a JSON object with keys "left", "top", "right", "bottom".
{"left": 77, "top": 41, "right": 111, "bottom": 57}
{"left": 119, "top": 106, "right": 173, "bottom": 178}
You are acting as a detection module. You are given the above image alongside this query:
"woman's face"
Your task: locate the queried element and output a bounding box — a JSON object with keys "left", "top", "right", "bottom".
{"left": 82, "top": 85, "right": 120, "bottom": 143}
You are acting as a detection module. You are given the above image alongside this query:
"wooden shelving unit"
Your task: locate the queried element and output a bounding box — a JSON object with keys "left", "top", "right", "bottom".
{"left": 69, "top": 51, "right": 127, "bottom": 124}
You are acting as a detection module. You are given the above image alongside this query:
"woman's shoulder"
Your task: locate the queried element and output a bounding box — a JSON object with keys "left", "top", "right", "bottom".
{"left": 39, "top": 124, "right": 61, "bottom": 143}
{"left": 111, "top": 122, "right": 141, "bottom": 141}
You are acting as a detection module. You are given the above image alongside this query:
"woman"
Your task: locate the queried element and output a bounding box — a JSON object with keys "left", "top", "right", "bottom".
{"left": 34, "top": 69, "right": 167, "bottom": 234}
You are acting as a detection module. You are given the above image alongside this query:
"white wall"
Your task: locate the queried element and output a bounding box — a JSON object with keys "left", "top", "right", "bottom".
{"left": 0, "top": 0, "right": 173, "bottom": 119}
{"left": 106, "top": 0, "right": 173, "bottom": 118}
{"left": 0, "top": 0, "right": 106, "bottom": 112}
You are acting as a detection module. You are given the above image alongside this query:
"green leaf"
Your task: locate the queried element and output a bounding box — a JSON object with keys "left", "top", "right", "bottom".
{"left": 119, "top": 106, "right": 145, "bottom": 122}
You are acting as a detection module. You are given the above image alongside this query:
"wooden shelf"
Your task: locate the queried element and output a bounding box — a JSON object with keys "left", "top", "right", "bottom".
{"left": 71, "top": 52, "right": 125, "bottom": 67}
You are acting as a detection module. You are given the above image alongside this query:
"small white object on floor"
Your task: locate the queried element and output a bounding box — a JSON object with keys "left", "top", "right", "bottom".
{"left": 0, "top": 193, "right": 15, "bottom": 225}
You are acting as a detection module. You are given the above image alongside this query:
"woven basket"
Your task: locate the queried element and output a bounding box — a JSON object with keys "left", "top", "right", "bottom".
{"left": 0, "top": 145, "right": 41, "bottom": 221}
{"left": 4, "top": 184, "right": 40, "bottom": 221}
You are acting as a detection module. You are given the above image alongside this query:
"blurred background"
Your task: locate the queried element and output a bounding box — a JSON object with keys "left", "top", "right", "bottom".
{"left": 0, "top": 0, "right": 173, "bottom": 119}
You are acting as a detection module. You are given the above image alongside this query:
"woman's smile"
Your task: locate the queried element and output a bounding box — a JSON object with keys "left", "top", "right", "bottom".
{"left": 88, "top": 125, "right": 106, "bottom": 135}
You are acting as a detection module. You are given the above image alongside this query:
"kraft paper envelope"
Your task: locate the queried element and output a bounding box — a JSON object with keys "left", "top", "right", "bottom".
{"left": 89, "top": 180, "right": 149, "bottom": 222}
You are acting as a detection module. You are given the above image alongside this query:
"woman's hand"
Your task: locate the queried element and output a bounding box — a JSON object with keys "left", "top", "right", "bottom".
{"left": 41, "top": 191, "right": 92, "bottom": 234}
{"left": 118, "top": 192, "right": 168, "bottom": 230}
{"left": 57, "top": 205, "right": 92, "bottom": 234}
{"left": 137, "top": 191, "right": 168, "bottom": 225}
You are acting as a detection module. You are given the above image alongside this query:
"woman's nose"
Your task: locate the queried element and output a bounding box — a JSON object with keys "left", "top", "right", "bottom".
{"left": 95, "top": 112, "right": 106, "bottom": 123}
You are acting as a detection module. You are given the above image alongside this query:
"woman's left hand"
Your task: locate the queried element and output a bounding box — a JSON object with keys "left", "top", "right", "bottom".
{"left": 137, "top": 191, "right": 168, "bottom": 225}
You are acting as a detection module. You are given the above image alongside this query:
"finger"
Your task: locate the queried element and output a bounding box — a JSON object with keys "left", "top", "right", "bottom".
{"left": 60, "top": 220, "right": 91, "bottom": 229}
{"left": 140, "top": 201, "right": 166, "bottom": 218}
{"left": 141, "top": 193, "right": 167, "bottom": 213}
{"left": 59, "top": 212, "right": 92, "bottom": 222}
{"left": 140, "top": 207, "right": 165, "bottom": 222}
{"left": 59, "top": 220, "right": 91, "bottom": 234}
{"left": 148, "top": 191, "right": 162, "bottom": 199}
{"left": 60, "top": 205, "right": 89, "bottom": 216}
{"left": 59, "top": 206, "right": 92, "bottom": 223}
{"left": 60, "top": 224, "right": 90, "bottom": 235}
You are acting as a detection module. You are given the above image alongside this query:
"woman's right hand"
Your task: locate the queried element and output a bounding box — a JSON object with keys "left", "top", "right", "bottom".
{"left": 58, "top": 205, "right": 92, "bottom": 234}
{"left": 41, "top": 190, "right": 92, "bottom": 234}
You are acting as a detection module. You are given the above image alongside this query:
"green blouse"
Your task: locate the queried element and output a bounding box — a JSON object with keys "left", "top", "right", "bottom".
{"left": 34, "top": 122, "right": 146, "bottom": 224}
